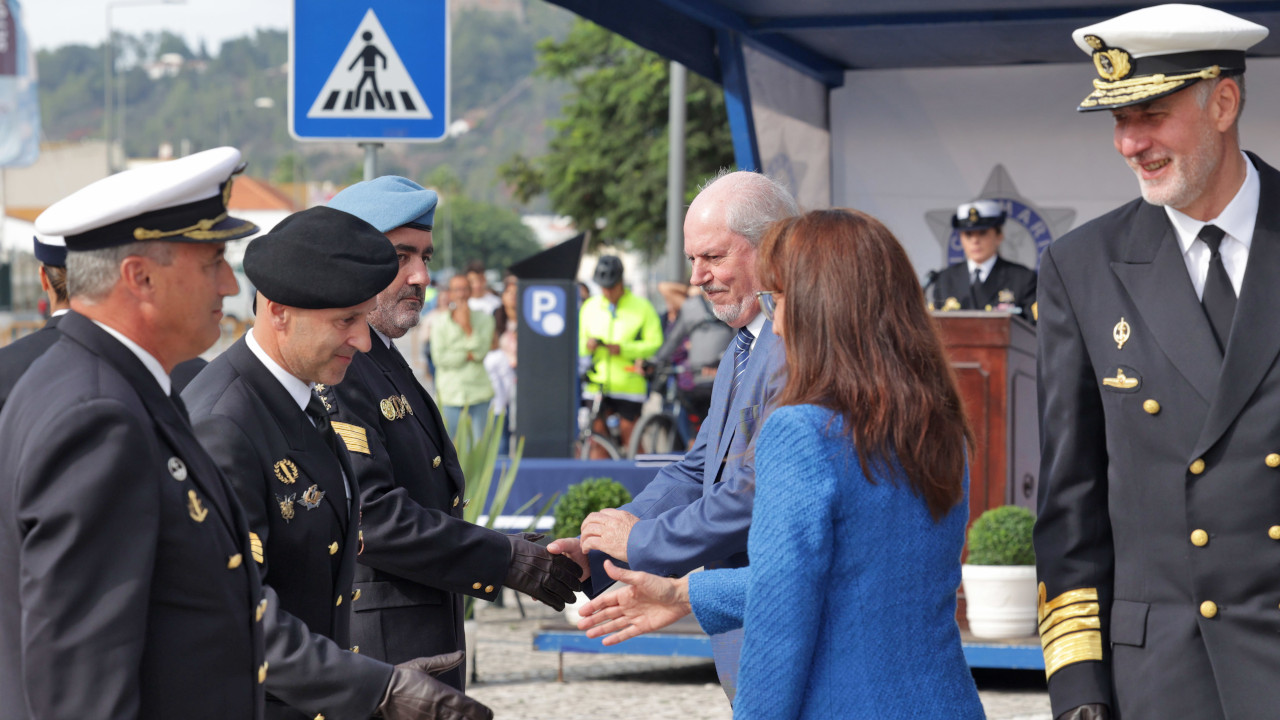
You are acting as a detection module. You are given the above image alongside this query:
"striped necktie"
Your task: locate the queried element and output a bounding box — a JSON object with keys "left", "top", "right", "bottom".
{"left": 728, "top": 327, "right": 755, "bottom": 403}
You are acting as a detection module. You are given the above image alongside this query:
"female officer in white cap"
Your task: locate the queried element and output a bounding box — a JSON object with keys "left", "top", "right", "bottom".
{"left": 931, "top": 199, "right": 1037, "bottom": 318}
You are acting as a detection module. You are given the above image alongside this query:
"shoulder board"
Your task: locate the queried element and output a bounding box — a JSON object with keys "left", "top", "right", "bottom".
{"left": 331, "top": 421, "right": 371, "bottom": 455}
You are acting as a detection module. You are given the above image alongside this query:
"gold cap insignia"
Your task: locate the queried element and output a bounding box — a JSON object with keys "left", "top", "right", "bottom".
{"left": 968, "top": 207, "right": 979, "bottom": 223}
{"left": 1092, "top": 46, "right": 1132, "bottom": 82}
{"left": 301, "top": 484, "right": 325, "bottom": 509}
{"left": 277, "top": 493, "right": 296, "bottom": 522}
{"left": 1113, "top": 317, "right": 1130, "bottom": 349}
{"left": 998, "top": 289, "right": 1015, "bottom": 304}
{"left": 942, "top": 297, "right": 961, "bottom": 312}
{"left": 167, "top": 456, "right": 187, "bottom": 481}
{"left": 187, "top": 489, "right": 209, "bottom": 523}
{"left": 274, "top": 459, "right": 300, "bottom": 485}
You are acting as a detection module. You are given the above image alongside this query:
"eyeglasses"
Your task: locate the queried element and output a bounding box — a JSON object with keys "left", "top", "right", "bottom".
{"left": 755, "top": 291, "right": 778, "bottom": 322}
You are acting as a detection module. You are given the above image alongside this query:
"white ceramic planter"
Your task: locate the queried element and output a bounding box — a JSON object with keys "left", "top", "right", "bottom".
{"left": 961, "top": 564, "right": 1038, "bottom": 639}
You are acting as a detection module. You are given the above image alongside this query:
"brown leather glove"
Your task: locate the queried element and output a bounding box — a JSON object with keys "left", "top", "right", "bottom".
{"left": 504, "top": 532, "right": 581, "bottom": 611}
{"left": 375, "top": 654, "right": 493, "bottom": 720}
{"left": 1056, "top": 704, "right": 1110, "bottom": 720}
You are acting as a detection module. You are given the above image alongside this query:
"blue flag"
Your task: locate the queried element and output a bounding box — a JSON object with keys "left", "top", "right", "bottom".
{"left": 0, "top": 0, "right": 40, "bottom": 168}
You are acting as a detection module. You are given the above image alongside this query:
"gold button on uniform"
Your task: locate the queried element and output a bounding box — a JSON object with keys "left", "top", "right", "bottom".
{"left": 1190, "top": 459, "right": 1206, "bottom": 475}
{"left": 452, "top": 496, "right": 459, "bottom": 507}
{"left": 433, "top": 456, "right": 442, "bottom": 468}
{"left": 1267, "top": 453, "right": 1280, "bottom": 468}
{"left": 352, "top": 589, "right": 361, "bottom": 602}
{"left": 329, "top": 542, "right": 339, "bottom": 555}
{"left": 315, "top": 714, "right": 325, "bottom": 720}
{"left": 227, "top": 553, "right": 243, "bottom": 569}
{"left": 1190, "top": 529, "right": 1209, "bottom": 547}
{"left": 1269, "top": 526, "right": 1280, "bottom": 541}
{"left": 1143, "top": 399, "right": 1160, "bottom": 415}
{"left": 1200, "top": 601, "right": 1218, "bottom": 618}
{"left": 350, "top": 646, "right": 359, "bottom": 654}
{"left": 259, "top": 662, "right": 269, "bottom": 683}
{"left": 257, "top": 598, "right": 268, "bottom": 622}
{"left": 485, "top": 585, "right": 494, "bottom": 594}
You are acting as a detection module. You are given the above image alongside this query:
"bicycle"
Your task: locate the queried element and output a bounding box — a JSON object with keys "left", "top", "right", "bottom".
{"left": 573, "top": 390, "right": 624, "bottom": 460}
{"left": 626, "top": 362, "right": 693, "bottom": 458}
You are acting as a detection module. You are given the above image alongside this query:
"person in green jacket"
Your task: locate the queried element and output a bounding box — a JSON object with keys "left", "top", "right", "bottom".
{"left": 579, "top": 255, "right": 663, "bottom": 456}
{"left": 430, "top": 273, "right": 495, "bottom": 441}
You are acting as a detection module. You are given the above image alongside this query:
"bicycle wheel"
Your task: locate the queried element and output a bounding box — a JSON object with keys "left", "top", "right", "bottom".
{"left": 628, "top": 413, "right": 684, "bottom": 458}
{"left": 576, "top": 432, "right": 622, "bottom": 460}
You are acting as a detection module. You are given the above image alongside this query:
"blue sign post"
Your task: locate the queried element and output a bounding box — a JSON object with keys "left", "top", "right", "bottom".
{"left": 290, "top": 0, "right": 448, "bottom": 142}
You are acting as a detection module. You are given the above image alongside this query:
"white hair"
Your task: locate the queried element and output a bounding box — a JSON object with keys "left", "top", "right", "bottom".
{"left": 68, "top": 241, "right": 174, "bottom": 303}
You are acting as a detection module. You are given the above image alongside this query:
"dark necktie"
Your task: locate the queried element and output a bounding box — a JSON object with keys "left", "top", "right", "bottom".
{"left": 305, "top": 391, "right": 343, "bottom": 461}
{"left": 171, "top": 390, "right": 189, "bottom": 422}
{"left": 1199, "top": 224, "right": 1236, "bottom": 351}
{"left": 728, "top": 327, "right": 755, "bottom": 404}
{"left": 969, "top": 268, "right": 983, "bottom": 309}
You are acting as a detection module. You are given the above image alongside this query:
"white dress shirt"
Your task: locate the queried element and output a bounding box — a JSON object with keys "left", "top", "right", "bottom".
{"left": 1165, "top": 151, "right": 1260, "bottom": 299}
{"left": 966, "top": 256, "right": 998, "bottom": 285}
{"left": 93, "top": 320, "right": 171, "bottom": 395}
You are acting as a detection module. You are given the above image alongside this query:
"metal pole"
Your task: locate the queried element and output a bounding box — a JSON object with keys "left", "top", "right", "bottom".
{"left": 361, "top": 142, "right": 382, "bottom": 181}
{"left": 103, "top": 6, "right": 112, "bottom": 172}
{"left": 666, "top": 61, "right": 687, "bottom": 284}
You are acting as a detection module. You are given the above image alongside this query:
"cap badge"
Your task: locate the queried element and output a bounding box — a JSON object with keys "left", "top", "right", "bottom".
{"left": 968, "top": 207, "right": 980, "bottom": 223}
{"left": 187, "top": 489, "right": 209, "bottom": 523}
{"left": 301, "top": 484, "right": 325, "bottom": 509}
{"left": 167, "top": 456, "right": 187, "bottom": 481}
{"left": 274, "top": 459, "right": 299, "bottom": 485}
{"left": 1085, "top": 36, "right": 1132, "bottom": 82}
{"left": 1113, "top": 317, "right": 1131, "bottom": 350}
{"left": 278, "top": 493, "right": 297, "bottom": 522}
{"left": 942, "top": 297, "right": 962, "bottom": 311}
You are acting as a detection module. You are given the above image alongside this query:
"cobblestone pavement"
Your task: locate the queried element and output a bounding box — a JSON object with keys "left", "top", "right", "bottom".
{"left": 467, "top": 595, "right": 1051, "bottom": 719}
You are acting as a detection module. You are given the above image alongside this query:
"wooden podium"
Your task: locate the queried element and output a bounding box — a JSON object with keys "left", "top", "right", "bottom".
{"left": 932, "top": 311, "right": 1040, "bottom": 524}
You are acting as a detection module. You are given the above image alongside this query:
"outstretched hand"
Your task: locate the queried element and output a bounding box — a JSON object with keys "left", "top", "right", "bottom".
{"left": 575, "top": 561, "right": 692, "bottom": 646}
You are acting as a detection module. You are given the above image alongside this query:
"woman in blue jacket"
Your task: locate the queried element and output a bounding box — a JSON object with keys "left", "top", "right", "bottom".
{"left": 577, "top": 209, "right": 984, "bottom": 719}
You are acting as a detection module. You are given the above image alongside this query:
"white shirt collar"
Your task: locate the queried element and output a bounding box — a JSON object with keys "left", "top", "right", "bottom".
{"left": 372, "top": 325, "right": 393, "bottom": 349}
{"left": 746, "top": 310, "right": 767, "bottom": 351}
{"left": 91, "top": 320, "right": 171, "bottom": 395}
{"left": 966, "top": 255, "right": 998, "bottom": 283}
{"left": 247, "top": 328, "right": 314, "bottom": 413}
{"left": 51, "top": 308, "right": 69, "bottom": 318}
{"left": 1166, "top": 150, "right": 1259, "bottom": 254}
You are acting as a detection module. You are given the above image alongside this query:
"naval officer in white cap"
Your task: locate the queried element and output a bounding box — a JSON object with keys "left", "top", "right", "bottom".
{"left": 1034, "top": 6, "right": 1278, "bottom": 720}
{"left": 0, "top": 147, "right": 269, "bottom": 719}
{"left": 930, "top": 199, "right": 1037, "bottom": 318}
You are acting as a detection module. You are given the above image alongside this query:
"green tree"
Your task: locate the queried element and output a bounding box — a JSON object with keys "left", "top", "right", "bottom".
{"left": 500, "top": 20, "right": 734, "bottom": 257}
{"left": 431, "top": 187, "right": 541, "bottom": 274}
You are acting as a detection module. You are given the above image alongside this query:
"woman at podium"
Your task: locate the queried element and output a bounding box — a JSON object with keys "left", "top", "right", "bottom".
{"left": 931, "top": 199, "right": 1037, "bottom": 320}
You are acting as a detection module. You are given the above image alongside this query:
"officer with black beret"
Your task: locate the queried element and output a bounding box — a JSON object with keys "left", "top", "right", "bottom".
{"left": 931, "top": 199, "right": 1037, "bottom": 319}
{"left": 183, "top": 205, "right": 492, "bottom": 720}
{"left": 0, "top": 146, "right": 267, "bottom": 719}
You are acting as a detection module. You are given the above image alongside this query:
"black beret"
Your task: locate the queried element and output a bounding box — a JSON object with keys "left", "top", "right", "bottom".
{"left": 244, "top": 206, "right": 398, "bottom": 310}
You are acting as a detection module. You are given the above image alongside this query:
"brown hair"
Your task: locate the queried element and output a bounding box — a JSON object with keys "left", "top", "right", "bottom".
{"left": 42, "top": 264, "right": 69, "bottom": 303}
{"left": 757, "top": 209, "right": 973, "bottom": 521}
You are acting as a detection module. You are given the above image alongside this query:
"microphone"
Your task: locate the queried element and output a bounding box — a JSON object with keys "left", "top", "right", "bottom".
{"left": 923, "top": 270, "right": 939, "bottom": 291}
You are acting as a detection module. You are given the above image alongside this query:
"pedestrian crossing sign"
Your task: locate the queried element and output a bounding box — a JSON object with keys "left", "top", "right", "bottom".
{"left": 290, "top": 0, "right": 449, "bottom": 142}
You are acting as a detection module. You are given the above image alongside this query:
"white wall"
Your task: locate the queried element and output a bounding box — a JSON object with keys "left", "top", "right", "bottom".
{"left": 829, "top": 58, "right": 1280, "bottom": 276}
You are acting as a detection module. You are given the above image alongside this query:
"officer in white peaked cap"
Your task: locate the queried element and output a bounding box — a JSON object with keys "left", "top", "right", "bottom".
{"left": 1034, "top": 6, "right": 1280, "bottom": 720}
{"left": 930, "top": 199, "right": 1037, "bottom": 318}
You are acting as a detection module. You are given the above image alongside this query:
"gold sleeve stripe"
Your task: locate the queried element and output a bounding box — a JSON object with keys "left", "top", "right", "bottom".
{"left": 1038, "top": 584, "right": 1100, "bottom": 623}
{"left": 1039, "top": 602, "right": 1101, "bottom": 635}
{"left": 1040, "top": 615, "right": 1101, "bottom": 648}
{"left": 1043, "top": 628, "right": 1104, "bottom": 680}
{"left": 331, "top": 422, "right": 371, "bottom": 455}
{"left": 249, "top": 532, "right": 264, "bottom": 564}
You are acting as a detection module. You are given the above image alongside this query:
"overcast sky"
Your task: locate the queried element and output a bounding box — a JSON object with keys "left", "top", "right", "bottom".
{"left": 20, "top": 0, "right": 291, "bottom": 53}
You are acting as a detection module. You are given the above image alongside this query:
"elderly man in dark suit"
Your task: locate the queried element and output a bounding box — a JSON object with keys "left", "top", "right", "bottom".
{"left": 322, "top": 176, "right": 580, "bottom": 691}
{"left": 183, "top": 206, "right": 492, "bottom": 720}
{"left": 1035, "top": 6, "right": 1279, "bottom": 720}
{"left": 549, "top": 170, "right": 799, "bottom": 699}
{"left": 0, "top": 147, "right": 267, "bottom": 720}
{"left": 931, "top": 199, "right": 1037, "bottom": 318}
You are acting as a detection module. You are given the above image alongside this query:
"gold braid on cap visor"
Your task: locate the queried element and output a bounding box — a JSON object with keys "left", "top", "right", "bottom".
{"left": 1079, "top": 65, "right": 1221, "bottom": 109}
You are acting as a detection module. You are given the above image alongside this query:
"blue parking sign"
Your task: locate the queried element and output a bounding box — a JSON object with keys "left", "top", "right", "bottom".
{"left": 290, "top": 0, "right": 449, "bottom": 142}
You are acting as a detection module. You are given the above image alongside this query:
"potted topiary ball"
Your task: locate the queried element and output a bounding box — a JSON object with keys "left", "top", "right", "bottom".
{"left": 961, "top": 505, "right": 1038, "bottom": 639}
{"left": 552, "top": 477, "right": 632, "bottom": 623}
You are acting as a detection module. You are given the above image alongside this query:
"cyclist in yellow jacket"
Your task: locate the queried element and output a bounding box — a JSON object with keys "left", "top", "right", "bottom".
{"left": 579, "top": 255, "right": 663, "bottom": 456}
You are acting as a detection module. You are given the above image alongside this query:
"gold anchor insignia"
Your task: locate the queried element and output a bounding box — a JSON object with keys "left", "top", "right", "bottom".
{"left": 942, "top": 297, "right": 961, "bottom": 311}
{"left": 273, "top": 459, "right": 299, "bottom": 485}
{"left": 1113, "top": 317, "right": 1130, "bottom": 350}
{"left": 187, "top": 489, "right": 208, "bottom": 523}
{"left": 1103, "top": 369, "right": 1139, "bottom": 389}
{"left": 301, "top": 484, "right": 325, "bottom": 509}
{"left": 277, "top": 493, "right": 297, "bottom": 522}
{"left": 968, "top": 207, "right": 980, "bottom": 223}
{"left": 380, "top": 398, "right": 397, "bottom": 421}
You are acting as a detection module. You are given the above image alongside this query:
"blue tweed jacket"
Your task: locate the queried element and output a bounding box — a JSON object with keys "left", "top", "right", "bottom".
{"left": 689, "top": 404, "right": 984, "bottom": 719}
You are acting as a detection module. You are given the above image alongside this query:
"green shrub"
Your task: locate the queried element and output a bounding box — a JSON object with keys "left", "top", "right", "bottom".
{"left": 966, "top": 505, "right": 1036, "bottom": 565}
{"left": 552, "top": 478, "right": 632, "bottom": 539}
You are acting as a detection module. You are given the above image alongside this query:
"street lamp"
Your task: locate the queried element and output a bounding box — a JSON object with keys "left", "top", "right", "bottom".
{"left": 104, "top": 0, "right": 186, "bottom": 172}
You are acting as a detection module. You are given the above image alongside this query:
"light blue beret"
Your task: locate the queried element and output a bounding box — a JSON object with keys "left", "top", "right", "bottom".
{"left": 327, "top": 176, "right": 438, "bottom": 233}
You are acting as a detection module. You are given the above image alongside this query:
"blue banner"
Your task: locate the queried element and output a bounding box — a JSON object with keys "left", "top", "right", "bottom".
{"left": 0, "top": 0, "right": 39, "bottom": 168}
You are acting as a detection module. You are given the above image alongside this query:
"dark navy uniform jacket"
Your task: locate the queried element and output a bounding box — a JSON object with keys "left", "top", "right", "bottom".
{"left": 0, "top": 312, "right": 266, "bottom": 720}
{"left": 932, "top": 256, "right": 1038, "bottom": 319}
{"left": 323, "top": 334, "right": 510, "bottom": 692}
{"left": 184, "top": 336, "right": 391, "bottom": 720}
{"left": 1035, "top": 152, "right": 1280, "bottom": 720}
